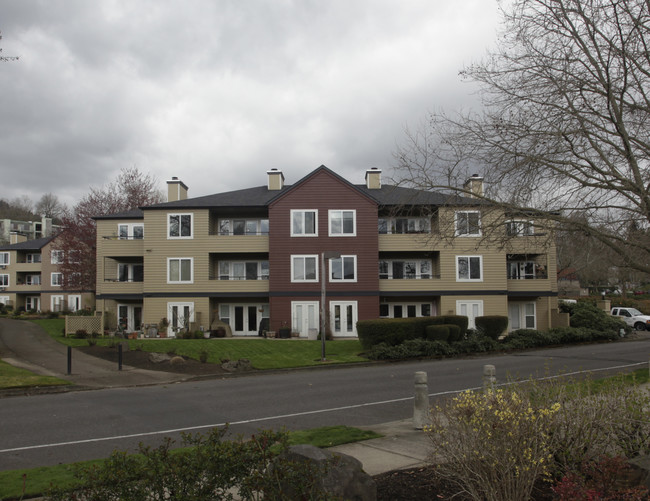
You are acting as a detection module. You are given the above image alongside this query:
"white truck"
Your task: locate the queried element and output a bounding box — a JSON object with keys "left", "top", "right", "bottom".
{"left": 610, "top": 307, "right": 650, "bottom": 331}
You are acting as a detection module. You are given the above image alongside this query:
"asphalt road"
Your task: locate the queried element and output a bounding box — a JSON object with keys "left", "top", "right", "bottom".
{"left": 1, "top": 339, "right": 648, "bottom": 471}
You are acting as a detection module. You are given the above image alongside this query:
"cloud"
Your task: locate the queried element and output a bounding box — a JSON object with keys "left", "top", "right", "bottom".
{"left": 0, "top": 0, "right": 498, "bottom": 207}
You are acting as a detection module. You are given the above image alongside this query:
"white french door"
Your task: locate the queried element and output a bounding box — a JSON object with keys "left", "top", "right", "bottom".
{"left": 329, "top": 301, "right": 358, "bottom": 337}
{"left": 291, "top": 301, "right": 319, "bottom": 338}
{"left": 456, "top": 300, "right": 483, "bottom": 329}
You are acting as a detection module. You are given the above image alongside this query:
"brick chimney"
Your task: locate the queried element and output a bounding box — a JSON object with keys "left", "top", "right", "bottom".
{"left": 267, "top": 169, "right": 284, "bottom": 191}
{"left": 464, "top": 174, "right": 484, "bottom": 198}
{"left": 365, "top": 168, "right": 382, "bottom": 189}
{"left": 167, "top": 177, "right": 188, "bottom": 202}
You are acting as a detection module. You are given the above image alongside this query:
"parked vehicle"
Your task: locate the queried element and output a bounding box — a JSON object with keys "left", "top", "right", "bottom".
{"left": 610, "top": 307, "right": 650, "bottom": 331}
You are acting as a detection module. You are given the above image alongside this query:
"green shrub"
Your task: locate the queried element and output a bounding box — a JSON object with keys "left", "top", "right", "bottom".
{"left": 48, "top": 428, "right": 333, "bottom": 501}
{"left": 74, "top": 329, "right": 88, "bottom": 339}
{"left": 570, "top": 302, "right": 625, "bottom": 332}
{"left": 357, "top": 317, "right": 434, "bottom": 348}
{"left": 475, "top": 315, "right": 509, "bottom": 340}
{"left": 425, "top": 324, "right": 450, "bottom": 342}
{"left": 427, "top": 315, "right": 468, "bottom": 341}
{"left": 452, "top": 333, "right": 500, "bottom": 354}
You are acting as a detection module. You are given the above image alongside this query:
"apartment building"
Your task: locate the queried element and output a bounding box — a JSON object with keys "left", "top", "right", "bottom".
{"left": 94, "top": 166, "right": 560, "bottom": 337}
{"left": 0, "top": 216, "right": 59, "bottom": 244}
{"left": 0, "top": 233, "right": 95, "bottom": 313}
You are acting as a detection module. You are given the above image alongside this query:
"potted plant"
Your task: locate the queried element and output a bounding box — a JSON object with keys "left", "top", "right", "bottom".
{"left": 278, "top": 321, "right": 291, "bottom": 339}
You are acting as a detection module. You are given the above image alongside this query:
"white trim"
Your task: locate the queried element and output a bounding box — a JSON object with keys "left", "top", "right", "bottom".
{"left": 167, "top": 257, "right": 193, "bottom": 284}
{"left": 51, "top": 272, "right": 63, "bottom": 287}
{"left": 291, "top": 255, "right": 318, "bottom": 282}
{"left": 167, "top": 302, "right": 195, "bottom": 337}
{"left": 329, "top": 300, "right": 358, "bottom": 337}
{"left": 456, "top": 300, "right": 484, "bottom": 329}
{"left": 290, "top": 209, "right": 318, "bottom": 237}
{"left": 167, "top": 213, "right": 193, "bottom": 239}
{"left": 291, "top": 301, "right": 320, "bottom": 338}
{"left": 456, "top": 255, "right": 483, "bottom": 282}
{"left": 455, "top": 210, "right": 482, "bottom": 237}
{"left": 51, "top": 295, "right": 65, "bottom": 312}
{"left": 328, "top": 209, "right": 356, "bottom": 237}
{"left": 118, "top": 223, "right": 144, "bottom": 240}
{"left": 329, "top": 255, "right": 357, "bottom": 282}
{"left": 0, "top": 252, "right": 9, "bottom": 265}
{"left": 0, "top": 274, "right": 8, "bottom": 287}
{"left": 51, "top": 250, "right": 64, "bottom": 264}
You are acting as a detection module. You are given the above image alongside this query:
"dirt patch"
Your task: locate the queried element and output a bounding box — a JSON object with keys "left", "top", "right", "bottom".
{"left": 77, "top": 345, "right": 238, "bottom": 376}
{"left": 374, "top": 466, "right": 555, "bottom": 500}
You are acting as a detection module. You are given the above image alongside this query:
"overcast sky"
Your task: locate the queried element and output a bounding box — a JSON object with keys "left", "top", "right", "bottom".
{"left": 0, "top": 1, "right": 499, "bottom": 209}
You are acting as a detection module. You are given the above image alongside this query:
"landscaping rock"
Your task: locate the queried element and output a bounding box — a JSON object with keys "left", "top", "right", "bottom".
{"left": 169, "top": 356, "right": 186, "bottom": 366}
{"left": 274, "top": 444, "right": 376, "bottom": 501}
{"left": 221, "top": 358, "right": 252, "bottom": 372}
{"left": 626, "top": 455, "right": 650, "bottom": 490}
{"left": 148, "top": 352, "right": 173, "bottom": 364}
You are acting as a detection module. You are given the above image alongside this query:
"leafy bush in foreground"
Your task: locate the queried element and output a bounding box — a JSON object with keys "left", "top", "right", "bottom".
{"left": 47, "top": 428, "right": 334, "bottom": 501}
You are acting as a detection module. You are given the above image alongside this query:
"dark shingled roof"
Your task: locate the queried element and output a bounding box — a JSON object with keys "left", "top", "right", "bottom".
{"left": 0, "top": 235, "right": 57, "bottom": 251}
{"left": 93, "top": 209, "right": 144, "bottom": 220}
{"left": 93, "top": 166, "right": 481, "bottom": 218}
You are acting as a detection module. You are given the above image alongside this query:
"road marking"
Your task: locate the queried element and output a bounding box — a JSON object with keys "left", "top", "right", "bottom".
{"left": 0, "top": 361, "right": 645, "bottom": 454}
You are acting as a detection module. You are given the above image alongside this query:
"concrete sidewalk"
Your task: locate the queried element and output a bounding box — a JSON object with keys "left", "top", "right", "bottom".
{"left": 0, "top": 318, "right": 191, "bottom": 390}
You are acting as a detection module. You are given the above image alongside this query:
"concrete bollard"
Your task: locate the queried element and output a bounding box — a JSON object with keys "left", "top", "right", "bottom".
{"left": 413, "top": 371, "right": 429, "bottom": 430}
{"left": 483, "top": 364, "right": 496, "bottom": 392}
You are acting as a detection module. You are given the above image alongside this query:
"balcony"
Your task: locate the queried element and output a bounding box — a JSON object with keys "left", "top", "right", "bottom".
{"left": 100, "top": 236, "right": 145, "bottom": 256}
{"left": 101, "top": 279, "right": 144, "bottom": 294}
{"left": 379, "top": 277, "right": 441, "bottom": 292}
{"left": 208, "top": 277, "right": 270, "bottom": 293}
{"left": 378, "top": 234, "right": 434, "bottom": 252}
{"left": 208, "top": 234, "right": 269, "bottom": 253}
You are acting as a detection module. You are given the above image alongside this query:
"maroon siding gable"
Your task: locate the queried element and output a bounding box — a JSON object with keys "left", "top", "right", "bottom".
{"left": 267, "top": 168, "right": 379, "bottom": 331}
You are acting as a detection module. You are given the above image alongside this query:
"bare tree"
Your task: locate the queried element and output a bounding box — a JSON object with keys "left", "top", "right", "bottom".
{"left": 0, "top": 31, "right": 18, "bottom": 62}
{"left": 35, "top": 193, "right": 64, "bottom": 221}
{"left": 393, "top": 0, "right": 650, "bottom": 275}
{"left": 58, "top": 167, "right": 164, "bottom": 291}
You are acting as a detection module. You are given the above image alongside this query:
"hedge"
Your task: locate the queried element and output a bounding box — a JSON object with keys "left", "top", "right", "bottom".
{"left": 475, "top": 316, "right": 509, "bottom": 340}
{"left": 357, "top": 315, "right": 469, "bottom": 349}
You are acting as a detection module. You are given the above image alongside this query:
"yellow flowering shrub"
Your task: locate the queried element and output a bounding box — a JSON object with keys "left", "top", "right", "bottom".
{"left": 426, "top": 389, "right": 559, "bottom": 501}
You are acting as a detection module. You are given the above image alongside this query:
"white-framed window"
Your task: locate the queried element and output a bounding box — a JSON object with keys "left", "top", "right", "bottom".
{"left": 379, "top": 259, "right": 432, "bottom": 279}
{"left": 0, "top": 274, "right": 8, "bottom": 287}
{"left": 51, "top": 250, "right": 64, "bottom": 264}
{"left": 505, "top": 220, "right": 534, "bottom": 237}
{"left": 26, "top": 275, "right": 41, "bottom": 285}
{"left": 27, "top": 253, "right": 41, "bottom": 263}
{"left": 51, "top": 295, "right": 65, "bottom": 312}
{"left": 455, "top": 211, "right": 481, "bottom": 236}
{"left": 118, "top": 223, "right": 144, "bottom": 240}
{"left": 291, "top": 210, "right": 318, "bottom": 236}
{"left": 377, "top": 217, "right": 431, "bottom": 234}
{"left": 0, "top": 295, "right": 9, "bottom": 306}
{"left": 329, "top": 255, "right": 357, "bottom": 282}
{"left": 218, "top": 261, "right": 269, "bottom": 280}
{"left": 167, "top": 258, "right": 193, "bottom": 283}
{"left": 456, "top": 300, "right": 484, "bottom": 329}
{"left": 379, "top": 303, "right": 433, "bottom": 318}
{"left": 329, "top": 210, "right": 356, "bottom": 236}
{"left": 51, "top": 272, "right": 63, "bottom": 286}
{"left": 168, "top": 213, "right": 193, "bottom": 239}
{"left": 218, "top": 218, "right": 269, "bottom": 236}
{"left": 0, "top": 252, "right": 9, "bottom": 265}
{"left": 291, "top": 255, "right": 318, "bottom": 282}
{"left": 508, "top": 302, "right": 536, "bottom": 330}
{"left": 456, "top": 256, "right": 482, "bottom": 281}
{"left": 68, "top": 295, "right": 82, "bottom": 312}
{"left": 118, "top": 263, "right": 144, "bottom": 282}
{"left": 218, "top": 303, "right": 269, "bottom": 335}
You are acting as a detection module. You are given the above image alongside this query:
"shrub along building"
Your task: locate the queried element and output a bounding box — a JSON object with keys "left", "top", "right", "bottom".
{"left": 0, "top": 233, "right": 95, "bottom": 313}
{"left": 94, "top": 165, "right": 561, "bottom": 338}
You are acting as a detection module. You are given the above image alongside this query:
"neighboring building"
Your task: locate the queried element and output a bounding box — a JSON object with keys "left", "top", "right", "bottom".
{"left": 0, "top": 233, "right": 95, "bottom": 313}
{"left": 0, "top": 216, "right": 60, "bottom": 244}
{"left": 94, "top": 166, "right": 560, "bottom": 337}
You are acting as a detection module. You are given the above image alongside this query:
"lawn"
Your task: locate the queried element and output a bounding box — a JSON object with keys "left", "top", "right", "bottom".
{"left": 0, "top": 426, "right": 381, "bottom": 500}
{"left": 29, "top": 318, "right": 368, "bottom": 369}
{"left": 0, "top": 360, "right": 70, "bottom": 389}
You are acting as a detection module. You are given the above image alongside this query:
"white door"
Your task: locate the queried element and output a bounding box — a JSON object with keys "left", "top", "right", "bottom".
{"left": 330, "top": 301, "right": 358, "bottom": 337}
{"left": 456, "top": 300, "right": 484, "bottom": 329}
{"left": 291, "top": 301, "right": 319, "bottom": 338}
{"left": 167, "top": 302, "right": 194, "bottom": 337}
{"left": 68, "top": 295, "right": 81, "bottom": 312}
